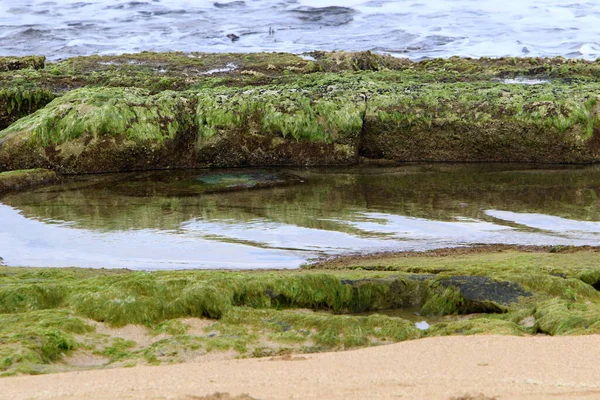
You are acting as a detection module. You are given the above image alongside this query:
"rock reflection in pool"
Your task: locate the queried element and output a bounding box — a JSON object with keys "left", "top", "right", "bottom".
{"left": 1, "top": 164, "right": 600, "bottom": 269}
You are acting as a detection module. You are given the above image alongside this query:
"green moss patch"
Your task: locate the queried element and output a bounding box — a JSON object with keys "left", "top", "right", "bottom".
{"left": 2, "top": 53, "right": 600, "bottom": 173}
{"left": 1, "top": 248, "right": 600, "bottom": 375}
{"left": 0, "top": 88, "right": 198, "bottom": 173}
{"left": 362, "top": 81, "right": 600, "bottom": 163}
{"left": 0, "top": 56, "right": 45, "bottom": 72}
{"left": 2, "top": 53, "right": 600, "bottom": 172}
{"left": 0, "top": 310, "right": 92, "bottom": 376}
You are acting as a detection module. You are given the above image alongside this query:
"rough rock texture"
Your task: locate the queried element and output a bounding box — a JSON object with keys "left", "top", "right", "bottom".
{"left": 0, "top": 56, "right": 45, "bottom": 72}
{"left": 0, "top": 169, "right": 58, "bottom": 194}
{"left": 362, "top": 83, "right": 600, "bottom": 163}
{"left": 2, "top": 52, "right": 600, "bottom": 173}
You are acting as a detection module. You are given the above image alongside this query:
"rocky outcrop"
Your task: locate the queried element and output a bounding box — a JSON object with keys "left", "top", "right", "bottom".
{"left": 2, "top": 52, "right": 600, "bottom": 173}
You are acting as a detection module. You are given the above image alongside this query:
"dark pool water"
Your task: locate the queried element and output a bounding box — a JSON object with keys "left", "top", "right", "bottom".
{"left": 1, "top": 164, "right": 600, "bottom": 269}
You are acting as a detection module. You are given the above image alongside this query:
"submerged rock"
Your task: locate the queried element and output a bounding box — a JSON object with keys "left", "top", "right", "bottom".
{"left": 0, "top": 168, "right": 58, "bottom": 195}
{"left": 421, "top": 276, "right": 532, "bottom": 316}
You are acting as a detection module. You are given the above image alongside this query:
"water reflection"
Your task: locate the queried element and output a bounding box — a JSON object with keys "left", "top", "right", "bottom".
{"left": 1, "top": 164, "right": 600, "bottom": 269}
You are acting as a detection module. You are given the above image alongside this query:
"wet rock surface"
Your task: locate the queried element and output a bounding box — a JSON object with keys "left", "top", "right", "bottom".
{"left": 339, "top": 275, "right": 531, "bottom": 315}
{"left": 436, "top": 276, "right": 532, "bottom": 305}
{"left": 2, "top": 53, "right": 600, "bottom": 174}
{"left": 0, "top": 169, "right": 58, "bottom": 195}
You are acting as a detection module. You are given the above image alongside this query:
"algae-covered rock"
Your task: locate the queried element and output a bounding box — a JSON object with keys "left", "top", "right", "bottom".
{"left": 535, "top": 298, "right": 600, "bottom": 335}
{"left": 0, "top": 56, "right": 45, "bottom": 72}
{"left": 195, "top": 87, "right": 364, "bottom": 166}
{"left": 0, "top": 87, "right": 197, "bottom": 173}
{"left": 2, "top": 52, "right": 600, "bottom": 172}
{"left": 420, "top": 276, "right": 532, "bottom": 316}
{"left": 309, "top": 50, "right": 411, "bottom": 72}
{"left": 0, "top": 87, "right": 55, "bottom": 130}
{"left": 0, "top": 168, "right": 58, "bottom": 194}
{"left": 0, "top": 84, "right": 365, "bottom": 172}
{"left": 362, "top": 82, "right": 600, "bottom": 163}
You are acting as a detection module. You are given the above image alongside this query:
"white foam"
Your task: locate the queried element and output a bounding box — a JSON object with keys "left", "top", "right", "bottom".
{"left": 1, "top": 2, "right": 599, "bottom": 61}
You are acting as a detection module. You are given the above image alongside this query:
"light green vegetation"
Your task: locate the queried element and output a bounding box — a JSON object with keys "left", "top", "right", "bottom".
{"left": 0, "top": 56, "right": 45, "bottom": 72}
{"left": 362, "top": 80, "right": 600, "bottom": 163}
{"left": 0, "top": 87, "right": 55, "bottom": 130}
{"left": 0, "top": 82, "right": 365, "bottom": 172}
{"left": 1, "top": 246, "right": 600, "bottom": 375}
{"left": 196, "top": 87, "right": 363, "bottom": 142}
{"left": 0, "top": 310, "right": 93, "bottom": 375}
{"left": 2, "top": 52, "right": 600, "bottom": 173}
{"left": 310, "top": 246, "right": 600, "bottom": 335}
{"left": 0, "top": 267, "right": 424, "bottom": 375}
{"left": 2, "top": 88, "right": 193, "bottom": 146}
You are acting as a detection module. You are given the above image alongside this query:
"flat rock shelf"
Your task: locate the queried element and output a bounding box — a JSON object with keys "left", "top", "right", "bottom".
{"left": 1, "top": 52, "right": 600, "bottom": 174}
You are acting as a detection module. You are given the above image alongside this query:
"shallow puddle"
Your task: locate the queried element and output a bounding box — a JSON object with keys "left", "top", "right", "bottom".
{"left": 355, "top": 306, "right": 439, "bottom": 330}
{"left": 1, "top": 164, "right": 600, "bottom": 269}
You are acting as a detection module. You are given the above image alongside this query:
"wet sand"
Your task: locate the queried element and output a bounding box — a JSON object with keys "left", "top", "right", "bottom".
{"left": 3, "top": 335, "right": 600, "bottom": 400}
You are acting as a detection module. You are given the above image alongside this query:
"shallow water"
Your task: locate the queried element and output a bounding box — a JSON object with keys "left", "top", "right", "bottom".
{"left": 1, "top": 1, "right": 599, "bottom": 60}
{"left": 1, "top": 164, "right": 600, "bottom": 270}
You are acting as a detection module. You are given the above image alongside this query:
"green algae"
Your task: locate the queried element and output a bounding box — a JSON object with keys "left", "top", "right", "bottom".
{"left": 219, "top": 307, "right": 420, "bottom": 348}
{"left": 535, "top": 298, "right": 600, "bottom": 335}
{"left": 2, "top": 87, "right": 193, "bottom": 146}
{"left": 0, "top": 56, "right": 45, "bottom": 72}
{"left": 2, "top": 53, "right": 600, "bottom": 172}
{"left": 0, "top": 88, "right": 198, "bottom": 173}
{"left": 195, "top": 87, "right": 363, "bottom": 142}
{"left": 0, "top": 310, "right": 92, "bottom": 376}
{"left": 1, "top": 250, "right": 600, "bottom": 375}
{"left": 426, "top": 315, "right": 529, "bottom": 337}
{"left": 0, "top": 86, "right": 55, "bottom": 130}
{"left": 362, "top": 81, "right": 600, "bottom": 163}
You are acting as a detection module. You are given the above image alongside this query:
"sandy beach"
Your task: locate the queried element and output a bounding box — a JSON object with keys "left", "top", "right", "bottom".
{"left": 3, "top": 334, "right": 600, "bottom": 400}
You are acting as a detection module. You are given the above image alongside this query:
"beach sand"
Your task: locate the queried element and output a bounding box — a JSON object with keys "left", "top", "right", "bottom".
{"left": 2, "top": 334, "right": 600, "bottom": 400}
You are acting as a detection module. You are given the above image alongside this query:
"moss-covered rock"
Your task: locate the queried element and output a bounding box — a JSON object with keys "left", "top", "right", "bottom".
{"left": 420, "top": 276, "right": 531, "bottom": 316}
{"left": 2, "top": 52, "right": 600, "bottom": 173}
{"left": 195, "top": 86, "right": 364, "bottom": 167}
{"left": 1, "top": 250, "right": 600, "bottom": 375}
{"left": 362, "top": 82, "right": 600, "bottom": 163}
{"left": 0, "top": 56, "right": 45, "bottom": 72}
{"left": 309, "top": 50, "right": 412, "bottom": 72}
{"left": 0, "top": 169, "right": 58, "bottom": 194}
{"left": 0, "top": 84, "right": 365, "bottom": 173}
{"left": 0, "top": 87, "right": 197, "bottom": 173}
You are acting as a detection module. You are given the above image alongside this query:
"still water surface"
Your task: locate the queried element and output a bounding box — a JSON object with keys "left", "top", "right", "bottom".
{"left": 1, "top": 164, "right": 600, "bottom": 270}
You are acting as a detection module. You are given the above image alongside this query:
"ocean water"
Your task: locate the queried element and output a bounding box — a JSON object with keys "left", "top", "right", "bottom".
{"left": 0, "top": 0, "right": 598, "bottom": 60}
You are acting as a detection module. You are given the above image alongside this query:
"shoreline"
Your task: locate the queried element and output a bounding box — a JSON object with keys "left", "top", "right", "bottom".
{"left": 1, "top": 51, "right": 600, "bottom": 398}
{"left": 1, "top": 245, "right": 600, "bottom": 378}
{"left": 3, "top": 335, "right": 600, "bottom": 400}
